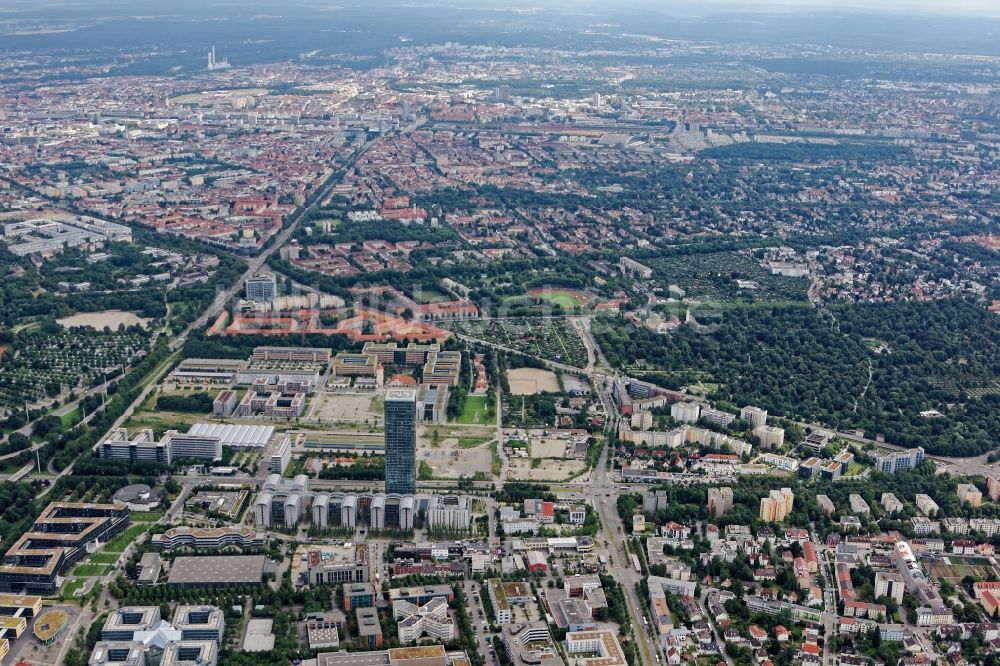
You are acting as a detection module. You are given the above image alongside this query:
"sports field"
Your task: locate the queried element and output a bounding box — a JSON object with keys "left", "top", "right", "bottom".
{"left": 526, "top": 288, "right": 589, "bottom": 309}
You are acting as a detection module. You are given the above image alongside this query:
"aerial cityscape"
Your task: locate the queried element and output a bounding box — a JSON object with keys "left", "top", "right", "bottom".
{"left": 0, "top": 1, "right": 997, "bottom": 666}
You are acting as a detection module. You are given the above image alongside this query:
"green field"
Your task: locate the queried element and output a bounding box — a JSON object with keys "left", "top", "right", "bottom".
{"left": 87, "top": 553, "right": 122, "bottom": 565}
{"left": 61, "top": 578, "right": 87, "bottom": 599}
{"left": 72, "top": 563, "right": 112, "bottom": 577}
{"left": 458, "top": 435, "right": 492, "bottom": 449}
{"left": 527, "top": 288, "right": 588, "bottom": 309}
{"left": 456, "top": 395, "right": 490, "bottom": 424}
{"left": 104, "top": 524, "right": 149, "bottom": 553}
{"left": 60, "top": 408, "right": 81, "bottom": 430}
{"left": 131, "top": 510, "right": 165, "bottom": 523}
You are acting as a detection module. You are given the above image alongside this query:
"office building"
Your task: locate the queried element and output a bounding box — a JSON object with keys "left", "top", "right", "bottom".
{"left": 344, "top": 583, "right": 377, "bottom": 611}
{"left": 384, "top": 389, "right": 417, "bottom": 495}
{"left": 393, "top": 596, "right": 455, "bottom": 644}
{"left": 357, "top": 608, "right": 383, "bottom": 648}
{"left": 102, "top": 607, "right": 162, "bottom": 641}
{"left": 740, "top": 406, "right": 768, "bottom": 428}
{"left": 161, "top": 640, "right": 218, "bottom": 666}
{"left": 707, "top": 487, "right": 734, "bottom": 518}
{"left": 161, "top": 431, "right": 222, "bottom": 462}
{"left": 99, "top": 428, "right": 171, "bottom": 466}
{"left": 151, "top": 526, "right": 263, "bottom": 552}
{"left": 502, "top": 622, "right": 562, "bottom": 666}
{"left": 306, "top": 543, "right": 369, "bottom": 585}
{"left": 0, "top": 502, "right": 130, "bottom": 595}
{"left": 270, "top": 436, "right": 291, "bottom": 474}
{"left": 245, "top": 272, "right": 277, "bottom": 302}
{"left": 173, "top": 606, "right": 225, "bottom": 643}
{"left": 253, "top": 474, "right": 307, "bottom": 528}
{"left": 425, "top": 495, "right": 472, "bottom": 531}
{"left": 488, "top": 578, "right": 511, "bottom": 624}
{"left": 870, "top": 447, "right": 924, "bottom": 474}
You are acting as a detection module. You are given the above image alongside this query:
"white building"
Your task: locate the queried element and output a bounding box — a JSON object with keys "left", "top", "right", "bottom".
{"left": 393, "top": 596, "right": 455, "bottom": 644}
{"left": 881, "top": 493, "right": 903, "bottom": 515}
{"left": 915, "top": 494, "right": 939, "bottom": 517}
{"left": 671, "top": 402, "right": 701, "bottom": 424}
{"left": 740, "top": 406, "right": 768, "bottom": 428}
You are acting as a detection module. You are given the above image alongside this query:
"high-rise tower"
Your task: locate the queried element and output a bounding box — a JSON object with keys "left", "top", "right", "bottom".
{"left": 384, "top": 388, "right": 417, "bottom": 495}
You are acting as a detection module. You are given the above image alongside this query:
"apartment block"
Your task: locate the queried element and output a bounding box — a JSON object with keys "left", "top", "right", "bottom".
{"left": 956, "top": 483, "right": 982, "bottom": 507}
{"left": 707, "top": 487, "right": 734, "bottom": 518}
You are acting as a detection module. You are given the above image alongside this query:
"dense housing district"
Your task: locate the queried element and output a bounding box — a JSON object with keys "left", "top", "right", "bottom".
{"left": 0, "top": 4, "right": 997, "bottom": 666}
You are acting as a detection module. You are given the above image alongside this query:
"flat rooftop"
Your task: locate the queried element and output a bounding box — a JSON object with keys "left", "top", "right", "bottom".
{"left": 167, "top": 555, "right": 265, "bottom": 585}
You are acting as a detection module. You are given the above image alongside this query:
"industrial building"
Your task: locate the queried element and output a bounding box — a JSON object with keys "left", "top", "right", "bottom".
{"left": 166, "top": 556, "right": 266, "bottom": 587}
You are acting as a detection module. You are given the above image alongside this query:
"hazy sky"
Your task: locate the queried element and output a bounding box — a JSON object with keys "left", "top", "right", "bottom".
{"left": 707, "top": 0, "right": 998, "bottom": 15}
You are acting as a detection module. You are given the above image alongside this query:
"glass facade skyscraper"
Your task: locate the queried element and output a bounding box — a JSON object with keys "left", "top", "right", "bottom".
{"left": 384, "top": 388, "right": 417, "bottom": 495}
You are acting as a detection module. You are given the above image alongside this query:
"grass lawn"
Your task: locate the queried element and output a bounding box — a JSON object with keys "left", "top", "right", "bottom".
{"left": 845, "top": 462, "right": 866, "bottom": 476}
{"left": 491, "top": 442, "right": 502, "bottom": 477}
{"left": 88, "top": 553, "right": 121, "bottom": 565}
{"left": 131, "top": 510, "right": 165, "bottom": 522}
{"left": 527, "top": 288, "right": 587, "bottom": 309}
{"left": 60, "top": 408, "right": 81, "bottom": 430}
{"left": 72, "top": 563, "right": 112, "bottom": 577}
{"left": 458, "top": 435, "right": 492, "bottom": 449}
{"left": 104, "top": 524, "right": 149, "bottom": 553}
{"left": 456, "top": 395, "right": 489, "bottom": 424}
{"left": 61, "top": 578, "right": 87, "bottom": 599}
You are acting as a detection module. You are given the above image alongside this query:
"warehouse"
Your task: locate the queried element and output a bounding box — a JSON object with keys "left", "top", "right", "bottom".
{"left": 167, "top": 555, "right": 266, "bottom": 587}
{"left": 187, "top": 423, "right": 275, "bottom": 449}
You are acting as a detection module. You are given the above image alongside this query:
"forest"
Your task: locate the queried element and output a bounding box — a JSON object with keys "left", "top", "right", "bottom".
{"left": 595, "top": 299, "right": 1000, "bottom": 456}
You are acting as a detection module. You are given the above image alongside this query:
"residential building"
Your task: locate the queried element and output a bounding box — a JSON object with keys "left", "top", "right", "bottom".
{"left": 816, "top": 495, "right": 835, "bottom": 515}
{"left": 753, "top": 425, "right": 784, "bottom": 448}
{"left": 760, "top": 488, "right": 794, "bottom": 522}
{"left": 881, "top": 493, "right": 903, "bottom": 515}
{"left": 245, "top": 272, "right": 277, "bottom": 302}
{"left": 987, "top": 475, "right": 1000, "bottom": 502}
{"left": 741, "top": 406, "right": 768, "bottom": 428}
{"left": 848, "top": 494, "right": 870, "bottom": 515}
{"left": 870, "top": 447, "right": 924, "bottom": 474}
{"left": 670, "top": 401, "right": 701, "bottom": 424}
{"left": 915, "top": 494, "right": 939, "bottom": 517}
{"left": 874, "top": 572, "right": 905, "bottom": 604}
{"left": 957, "top": 483, "right": 982, "bottom": 507}
{"left": 707, "top": 487, "right": 734, "bottom": 518}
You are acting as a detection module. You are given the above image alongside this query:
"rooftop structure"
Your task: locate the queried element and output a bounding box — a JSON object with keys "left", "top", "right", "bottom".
{"left": 0, "top": 502, "right": 130, "bottom": 595}
{"left": 166, "top": 555, "right": 266, "bottom": 587}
